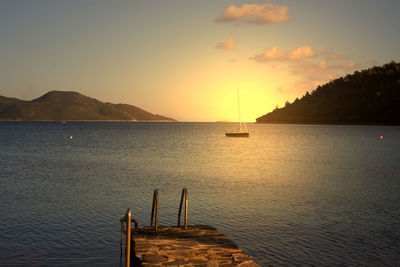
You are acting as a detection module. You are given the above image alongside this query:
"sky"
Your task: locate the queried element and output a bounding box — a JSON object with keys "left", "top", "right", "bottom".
{"left": 1, "top": 0, "right": 400, "bottom": 122}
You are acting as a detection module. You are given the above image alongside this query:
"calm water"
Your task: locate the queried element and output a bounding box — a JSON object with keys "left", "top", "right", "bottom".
{"left": 1, "top": 122, "right": 400, "bottom": 266}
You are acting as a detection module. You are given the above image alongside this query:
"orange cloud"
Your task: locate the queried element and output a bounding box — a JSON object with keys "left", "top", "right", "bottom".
{"left": 252, "top": 46, "right": 316, "bottom": 62}
{"left": 216, "top": 38, "right": 235, "bottom": 51}
{"left": 289, "top": 60, "right": 338, "bottom": 81}
{"left": 281, "top": 60, "right": 360, "bottom": 94}
{"left": 321, "top": 49, "right": 350, "bottom": 61}
{"left": 340, "top": 61, "right": 359, "bottom": 70}
{"left": 215, "top": 4, "right": 291, "bottom": 25}
{"left": 251, "top": 45, "right": 360, "bottom": 94}
{"left": 277, "top": 80, "right": 325, "bottom": 94}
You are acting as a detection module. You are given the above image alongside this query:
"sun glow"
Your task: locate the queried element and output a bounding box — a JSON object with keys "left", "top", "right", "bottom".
{"left": 156, "top": 54, "right": 290, "bottom": 122}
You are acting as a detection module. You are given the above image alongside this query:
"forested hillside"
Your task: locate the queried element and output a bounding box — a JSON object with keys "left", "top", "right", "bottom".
{"left": 257, "top": 61, "right": 400, "bottom": 124}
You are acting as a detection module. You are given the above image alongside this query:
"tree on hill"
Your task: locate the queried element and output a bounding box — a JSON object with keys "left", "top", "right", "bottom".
{"left": 256, "top": 61, "right": 400, "bottom": 124}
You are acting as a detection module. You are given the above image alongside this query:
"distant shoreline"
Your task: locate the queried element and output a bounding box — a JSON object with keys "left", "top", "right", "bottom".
{"left": 1, "top": 120, "right": 399, "bottom": 125}
{"left": 256, "top": 121, "right": 400, "bottom": 126}
{"left": 0, "top": 120, "right": 177, "bottom": 122}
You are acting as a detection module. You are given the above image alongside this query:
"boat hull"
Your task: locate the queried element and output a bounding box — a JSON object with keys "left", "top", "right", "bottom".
{"left": 225, "top": 132, "right": 249, "bottom": 137}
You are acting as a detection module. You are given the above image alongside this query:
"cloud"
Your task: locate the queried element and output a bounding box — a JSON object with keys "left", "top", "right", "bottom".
{"left": 340, "top": 61, "right": 359, "bottom": 70}
{"left": 216, "top": 38, "right": 235, "bottom": 51}
{"left": 251, "top": 45, "right": 360, "bottom": 94}
{"left": 215, "top": 4, "right": 291, "bottom": 25}
{"left": 252, "top": 46, "right": 316, "bottom": 62}
{"left": 320, "top": 49, "right": 349, "bottom": 61}
{"left": 289, "top": 60, "right": 338, "bottom": 81}
{"left": 277, "top": 80, "right": 324, "bottom": 94}
{"left": 283, "top": 60, "right": 360, "bottom": 93}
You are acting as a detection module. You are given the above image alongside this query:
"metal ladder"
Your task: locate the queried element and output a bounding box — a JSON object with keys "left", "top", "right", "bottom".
{"left": 120, "top": 188, "right": 189, "bottom": 267}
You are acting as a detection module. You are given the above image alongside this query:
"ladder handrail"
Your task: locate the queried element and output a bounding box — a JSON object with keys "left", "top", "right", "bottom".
{"left": 120, "top": 209, "right": 138, "bottom": 267}
{"left": 177, "top": 187, "right": 188, "bottom": 229}
{"left": 120, "top": 208, "right": 131, "bottom": 267}
{"left": 120, "top": 188, "right": 189, "bottom": 266}
{"left": 150, "top": 189, "right": 159, "bottom": 230}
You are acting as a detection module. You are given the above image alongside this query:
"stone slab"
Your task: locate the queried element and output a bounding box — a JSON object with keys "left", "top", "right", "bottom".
{"left": 132, "top": 225, "right": 260, "bottom": 266}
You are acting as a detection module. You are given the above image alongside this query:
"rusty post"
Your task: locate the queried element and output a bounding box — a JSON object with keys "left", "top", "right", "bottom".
{"left": 178, "top": 188, "right": 188, "bottom": 229}
{"left": 155, "top": 189, "right": 158, "bottom": 230}
{"left": 151, "top": 190, "right": 155, "bottom": 226}
{"left": 178, "top": 188, "right": 185, "bottom": 226}
{"left": 151, "top": 189, "right": 158, "bottom": 230}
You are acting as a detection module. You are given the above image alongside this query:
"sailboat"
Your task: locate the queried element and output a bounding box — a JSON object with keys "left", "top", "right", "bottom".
{"left": 225, "top": 90, "right": 249, "bottom": 137}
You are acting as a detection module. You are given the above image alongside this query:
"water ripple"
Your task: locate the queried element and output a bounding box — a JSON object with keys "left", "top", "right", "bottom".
{"left": 1, "top": 122, "right": 400, "bottom": 265}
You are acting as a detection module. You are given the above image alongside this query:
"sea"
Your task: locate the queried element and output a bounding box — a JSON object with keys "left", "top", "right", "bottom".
{"left": 0, "top": 121, "right": 399, "bottom": 266}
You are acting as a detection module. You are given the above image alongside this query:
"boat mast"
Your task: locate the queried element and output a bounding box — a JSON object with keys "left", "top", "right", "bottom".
{"left": 237, "top": 89, "right": 248, "bottom": 132}
{"left": 237, "top": 89, "right": 242, "bottom": 131}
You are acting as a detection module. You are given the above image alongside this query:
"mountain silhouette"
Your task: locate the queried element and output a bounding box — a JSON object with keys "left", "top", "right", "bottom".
{"left": 0, "top": 91, "right": 175, "bottom": 121}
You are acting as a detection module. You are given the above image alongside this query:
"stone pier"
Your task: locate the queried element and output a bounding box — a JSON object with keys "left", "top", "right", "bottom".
{"left": 132, "top": 225, "right": 260, "bottom": 266}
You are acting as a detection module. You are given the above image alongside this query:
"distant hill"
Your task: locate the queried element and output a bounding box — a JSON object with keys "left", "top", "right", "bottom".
{"left": 257, "top": 61, "right": 400, "bottom": 124}
{"left": 0, "top": 91, "right": 176, "bottom": 121}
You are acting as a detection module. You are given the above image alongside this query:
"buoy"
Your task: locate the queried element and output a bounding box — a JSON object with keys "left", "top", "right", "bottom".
{"left": 69, "top": 136, "right": 73, "bottom": 139}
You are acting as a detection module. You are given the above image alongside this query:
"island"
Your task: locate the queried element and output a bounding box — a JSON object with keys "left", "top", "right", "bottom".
{"left": 256, "top": 61, "right": 400, "bottom": 124}
{"left": 0, "top": 91, "right": 176, "bottom": 121}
